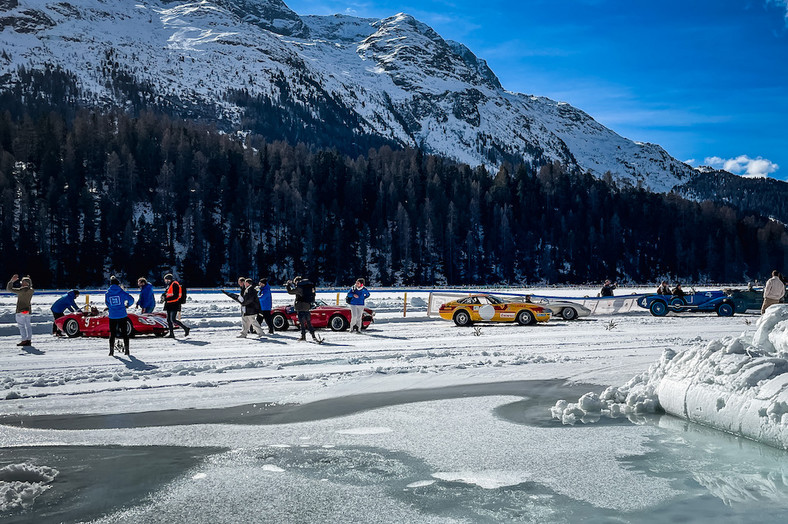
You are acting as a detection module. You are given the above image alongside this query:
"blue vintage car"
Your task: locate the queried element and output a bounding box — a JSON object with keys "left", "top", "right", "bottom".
{"left": 637, "top": 290, "right": 737, "bottom": 317}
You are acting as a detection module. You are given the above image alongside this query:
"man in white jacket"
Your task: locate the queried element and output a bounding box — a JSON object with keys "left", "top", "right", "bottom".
{"left": 762, "top": 270, "right": 786, "bottom": 314}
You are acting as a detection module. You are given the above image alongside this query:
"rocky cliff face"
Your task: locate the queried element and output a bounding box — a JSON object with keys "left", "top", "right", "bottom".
{"left": 0, "top": 0, "right": 698, "bottom": 192}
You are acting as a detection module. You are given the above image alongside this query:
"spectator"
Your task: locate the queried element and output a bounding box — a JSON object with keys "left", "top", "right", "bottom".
{"left": 762, "top": 270, "right": 786, "bottom": 314}
{"left": 257, "top": 277, "right": 275, "bottom": 334}
{"left": 600, "top": 280, "right": 617, "bottom": 297}
{"left": 162, "top": 273, "right": 190, "bottom": 338}
{"left": 239, "top": 278, "right": 264, "bottom": 338}
{"left": 346, "top": 278, "right": 370, "bottom": 333}
{"left": 51, "top": 289, "right": 80, "bottom": 336}
{"left": 136, "top": 277, "right": 156, "bottom": 314}
{"left": 105, "top": 276, "right": 134, "bottom": 356}
{"left": 286, "top": 276, "right": 320, "bottom": 342}
{"left": 672, "top": 283, "right": 686, "bottom": 297}
{"left": 7, "top": 274, "right": 33, "bottom": 347}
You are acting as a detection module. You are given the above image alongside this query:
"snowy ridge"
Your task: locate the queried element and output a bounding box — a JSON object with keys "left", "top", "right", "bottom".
{"left": 0, "top": 0, "right": 696, "bottom": 192}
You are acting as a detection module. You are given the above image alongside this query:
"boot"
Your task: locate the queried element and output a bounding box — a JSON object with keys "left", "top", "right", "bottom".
{"left": 109, "top": 349, "right": 114, "bottom": 356}
{"left": 299, "top": 334, "right": 306, "bottom": 341}
{"left": 183, "top": 327, "right": 190, "bottom": 337}
{"left": 17, "top": 340, "right": 25, "bottom": 347}
{"left": 22, "top": 340, "right": 31, "bottom": 346}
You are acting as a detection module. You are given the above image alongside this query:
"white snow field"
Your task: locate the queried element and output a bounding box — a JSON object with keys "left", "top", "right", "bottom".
{"left": 3, "top": 287, "right": 788, "bottom": 523}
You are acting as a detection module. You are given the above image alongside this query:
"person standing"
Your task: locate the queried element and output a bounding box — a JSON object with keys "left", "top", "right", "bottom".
{"left": 162, "top": 273, "right": 190, "bottom": 338}
{"left": 257, "top": 277, "right": 275, "bottom": 334}
{"left": 51, "top": 289, "right": 80, "bottom": 335}
{"left": 286, "top": 276, "right": 320, "bottom": 342}
{"left": 600, "top": 280, "right": 617, "bottom": 297}
{"left": 7, "top": 275, "right": 34, "bottom": 346}
{"left": 136, "top": 278, "right": 156, "bottom": 314}
{"left": 239, "top": 278, "right": 264, "bottom": 338}
{"left": 762, "top": 270, "right": 787, "bottom": 314}
{"left": 346, "top": 278, "right": 370, "bottom": 333}
{"left": 105, "top": 276, "right": 134, "bottom": 356}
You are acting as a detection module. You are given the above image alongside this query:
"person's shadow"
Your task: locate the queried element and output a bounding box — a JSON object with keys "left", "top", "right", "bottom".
{"left": 175, "top": 339, "right": 211, "bottom": 346}
{"left": 114, "top": 354, "right": 158, "bottom": 371}
{"left": 21, "top": 345, "right": 45, "bottom": 355}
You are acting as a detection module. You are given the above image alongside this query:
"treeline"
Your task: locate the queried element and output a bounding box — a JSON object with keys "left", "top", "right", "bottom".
{"left": 1, "top": 109, "right": 787, "bottom": 287}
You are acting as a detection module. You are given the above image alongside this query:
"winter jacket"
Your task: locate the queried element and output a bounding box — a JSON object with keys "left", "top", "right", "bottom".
{"left": 346, "top": 285, "right": 370, "bottom": 306}
{"left": 764, "top": 276, "right": 787, "bottom": 300}
{"left": 137, "top": 283, "right": 156, "bottom": 311}
{"left": 51, "top": 291, "right": 79, "bottom": 314}
{"left": 656, "top": 284, "right": 671, "bottom": 295}
{"left": 287, "top": 280, "right": 316, "bottom": 312}
{"left": 164, "top": 281, "right": 183, "bottom": 312}
{"left": 6, "top": 279, "right": 33, "bottom": 314}
{"left": 105, "top": 285, "right": 134, "bottom": 319}
{"left": 258, "top": 283, "right": 272, "bottom": 311}
{"left": 241, "top": 285, "right": 261, "bottom": 316}
{"left": 600, "top": 283, "right": 616, "bottom": 297}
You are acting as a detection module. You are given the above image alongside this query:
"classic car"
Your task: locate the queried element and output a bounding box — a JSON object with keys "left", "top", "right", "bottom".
{"left": 55, "top": 308, "right": 175, "bottom": 337}
{"left": 636, "top": 290, "right": 737, "bottom": 317}
{"left": 271, "top": 299, "right": 375, "bottom": 331}
{"left": 437, "top": 293, "right": 551, "bottom": 326}
{"left": 515, "top": 295, "right": 591, "bottom": 320}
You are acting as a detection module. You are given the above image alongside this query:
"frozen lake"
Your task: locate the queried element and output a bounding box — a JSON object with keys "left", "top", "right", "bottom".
{"left": 3, "top": 288, "right": 787, "bottom": 522}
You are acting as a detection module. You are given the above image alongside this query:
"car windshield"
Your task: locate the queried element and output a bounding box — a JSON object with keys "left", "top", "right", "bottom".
{"left": 312, "top": 299, "right": 327, "bottom": 308}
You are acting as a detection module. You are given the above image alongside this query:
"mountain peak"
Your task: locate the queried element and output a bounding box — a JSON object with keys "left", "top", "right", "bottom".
{"left": 213, "top": 0, "right": 308, "bottom": 37}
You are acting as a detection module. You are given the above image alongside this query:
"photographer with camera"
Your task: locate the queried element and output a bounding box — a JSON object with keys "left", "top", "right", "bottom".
{"left": 286, "top": 276, "right": 321, "bottom": 343}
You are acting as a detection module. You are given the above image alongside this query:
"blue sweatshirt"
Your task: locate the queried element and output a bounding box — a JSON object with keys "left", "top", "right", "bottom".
{"left": 258, "top": 283, "right": 272, "bottom": 311}
{"left": 51, "top": 291, "right": 79, "bottom": 314}
{"left": 136, "top": 283, "right": 156, "bottom": 311}
{"left": 105, "top": 285, "right": 134, "bottom": 319}
{"left": 346, "top": 286, "right": 370, "bottom": 306}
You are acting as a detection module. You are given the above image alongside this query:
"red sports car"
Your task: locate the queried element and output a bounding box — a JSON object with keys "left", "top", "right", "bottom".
{"left": 55, "top": 309, "right": 175, "bottom": 338}
{"left": 271, "top": 299, "right": 374, "bottom": 331}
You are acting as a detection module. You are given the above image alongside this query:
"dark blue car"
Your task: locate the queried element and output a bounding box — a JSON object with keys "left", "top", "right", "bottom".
{"left": 637, "top": 290, "right": 737, "bottom": 317}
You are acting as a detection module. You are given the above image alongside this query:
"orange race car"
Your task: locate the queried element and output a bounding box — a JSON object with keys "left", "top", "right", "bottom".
{"left": 438, "top": 294, "right": 551, "bottom": 326}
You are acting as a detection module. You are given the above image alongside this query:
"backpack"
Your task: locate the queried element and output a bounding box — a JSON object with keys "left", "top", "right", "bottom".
{"left": 300, "top": 282, "right": 316, "bottom": 303}
{"left": 178, "top": 284, "right": 188, "bottom": 304}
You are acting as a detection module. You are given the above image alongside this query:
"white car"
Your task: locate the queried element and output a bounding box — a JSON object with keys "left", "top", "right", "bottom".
{"left": 511, "top": 296, "right": 591, "bottom": 320}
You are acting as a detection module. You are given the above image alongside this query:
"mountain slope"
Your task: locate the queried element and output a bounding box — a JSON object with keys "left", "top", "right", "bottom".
{"left": 1, "top": 0, "right": 697, "bottom": 192}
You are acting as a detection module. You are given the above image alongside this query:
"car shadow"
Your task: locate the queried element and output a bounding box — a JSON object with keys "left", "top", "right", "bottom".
{"left": 359, "top": 331, "right": 409, "bottom": 340}
{"left": 21, "top": 345, "right": 45, "bottom": 355}
{"left": 114, "top": 354, "right": 158, "bottom": 371}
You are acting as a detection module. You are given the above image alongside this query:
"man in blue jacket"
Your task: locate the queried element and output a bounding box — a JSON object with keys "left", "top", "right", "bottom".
{"left": 257, "top": 277, "right": 275, "bottom": 334}
{"left": 51, "top": 289, "right": 80, "bottom": 336}
{"left": 105, "top": 276, "right": 134, "bottom": 356}
{"left": 346, "top": 278, "right": 370, "bottom": 333}
{"left": 135, "top": 277, "right": 156, "bottom": 313}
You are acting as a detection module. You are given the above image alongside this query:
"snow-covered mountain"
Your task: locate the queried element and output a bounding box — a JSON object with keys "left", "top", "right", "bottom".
{"left": 0, "top": 0, "right": 697, "bottom": 192}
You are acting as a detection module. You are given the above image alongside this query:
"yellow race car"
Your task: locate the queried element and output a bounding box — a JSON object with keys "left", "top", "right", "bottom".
{"left": 438, "top": 294, "right": 551, "bottom": 326}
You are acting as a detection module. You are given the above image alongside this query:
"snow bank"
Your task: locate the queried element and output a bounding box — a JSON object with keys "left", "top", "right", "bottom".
{"left": 552, "top": 305, "right": 788, "bottom": 450}
{"left": 0, "top": 463, "right": 59, "bottom": 512}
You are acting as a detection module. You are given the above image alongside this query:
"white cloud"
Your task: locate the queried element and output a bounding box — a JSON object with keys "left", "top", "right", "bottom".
{"left": 767, "top": 1, "right": 788, "bottom": 21}
{"left": 704, "top": 155, "right": 780, "bottom": 178}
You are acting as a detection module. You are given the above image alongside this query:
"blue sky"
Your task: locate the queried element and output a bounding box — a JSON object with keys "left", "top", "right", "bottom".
{"left": 285, "top": 0, "right": 788, "bottom": 180}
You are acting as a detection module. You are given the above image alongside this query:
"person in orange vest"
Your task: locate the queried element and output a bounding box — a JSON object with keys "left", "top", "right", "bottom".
{"left": 162, "top": 273, "right": 190, "bottom": 338}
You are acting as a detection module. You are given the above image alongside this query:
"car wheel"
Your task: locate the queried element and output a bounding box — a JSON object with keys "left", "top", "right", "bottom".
{"left": 272, "top": 313, "right": 289, "bottom": 331}
{"left": 716, "top": 303, "right": 734, "bottom": 317}
{"left": 63, "top": 318, "right": 81, "bottom": 337}
{"left": 516, "top": 309, "right": 535, "bottom": 326}
{"left": 329, "top": 314, "right": 349, "bottom": 331}
{"left": 124, "top": 320, "right": 135, "bottom": 337}
{"left": 453, "top": 310, "right": 472, "bottom": 327}
{"left": 561, "top": 307, "right": 577, "bottom": 320}
{"left": 669, "top": 297, "right": 687, "bottom": 312}
{"left": 649, "top": 301, "right": 668, "bottom": 316}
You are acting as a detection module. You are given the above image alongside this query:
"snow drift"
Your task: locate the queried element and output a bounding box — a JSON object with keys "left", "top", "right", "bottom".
{"left": 553, "top": 305, "right": 788, "bottom": 450}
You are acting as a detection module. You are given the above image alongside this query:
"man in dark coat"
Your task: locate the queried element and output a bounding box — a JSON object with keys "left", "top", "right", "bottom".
{"left": 286, "top": 276, "right": 319, "bottom": 342}
{"left": 239, "top": 278, "right": 264, "bottom": 338}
